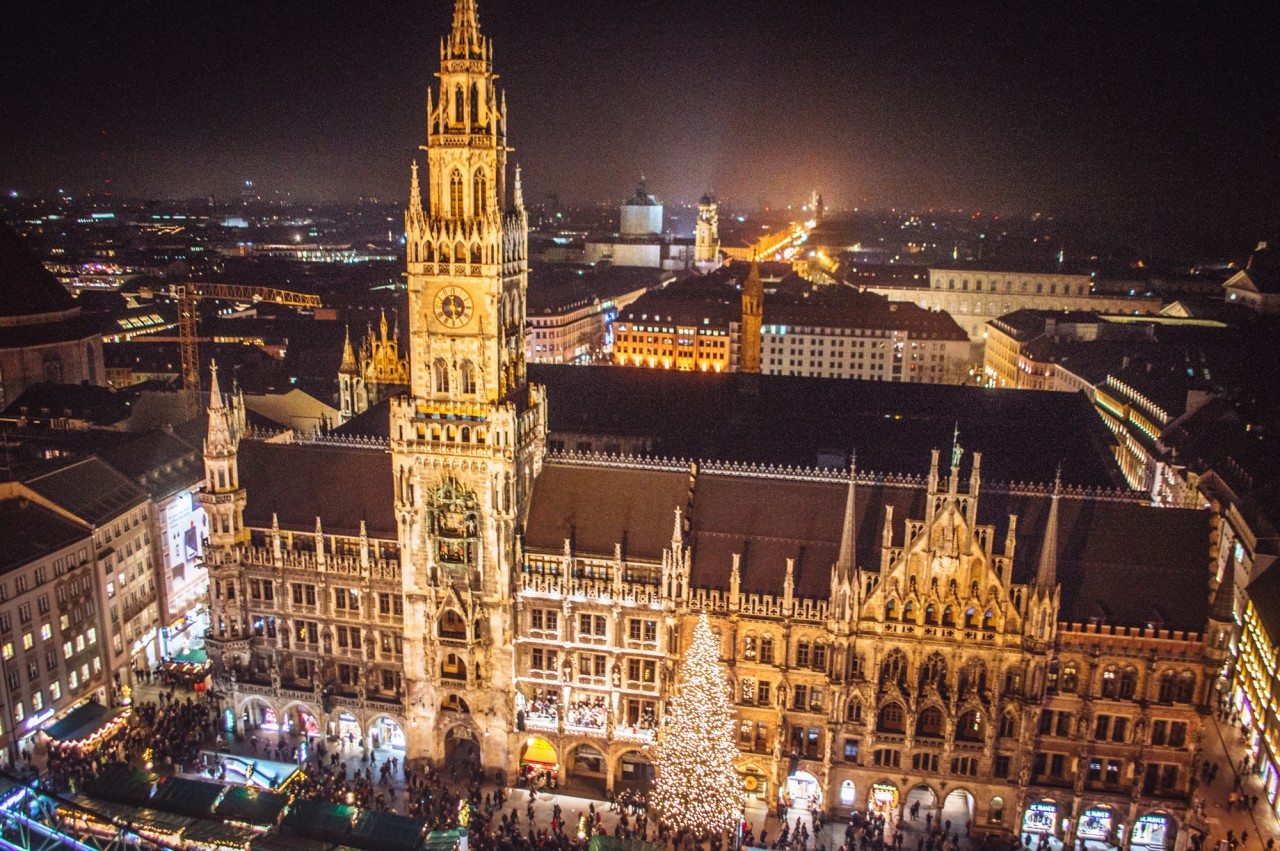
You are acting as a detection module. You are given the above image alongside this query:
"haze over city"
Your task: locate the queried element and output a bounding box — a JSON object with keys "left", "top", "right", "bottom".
{"left": 4, "top": 1, "right": 1280, "bottom": 250}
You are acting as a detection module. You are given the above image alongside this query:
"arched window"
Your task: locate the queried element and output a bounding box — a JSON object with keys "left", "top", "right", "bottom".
{"left": 840, "top": 780, "right": 855, "bottom": 807}
{"left": 470, "top": 82, "right": 480, "bottom": 125}
{"left": 1175, "top": 671, "right": 1196, "bottom": 703}
{"left": 473, "top": 169, "right": 488, "bottom": 215}
{"left": 942, "top": 606, "right": 955, "bottom": 627}
{"left": 442, "top": 653, "right": 466, "bottom": 680}
{"left": 884, "top": 599, "right": 897, "bottom": 621}
{"left": 998, "top": 712, "right": 1017, "bottom": 739}
{"left": 845, "top": 699, "right": 862, "bottom": 723}
{"left": 916, "top": 706, "right": 944, "bottom": 738}
{"left": 1060, "top": 663, "right": 1079, "bottom": 693}
{"left": 424, "top": 242, "right": 435, "bottom": 262}
{"left": 958, "top": 659, "right": 987, "bottom": 697}
{"left": 956, "top": 709, "right": 985, "bottom": 742}
{"left": 440, "top": 242, "right": 451, "bottom": 263}
{"left": 902, "top": 601, "right": 915, "bottom": 623}
{"left": 1119, "top": 667, "right": 1138, "bottom": 699}
{"left": 471, "top": 242, "right": 481, "bottom": 263}
{"left": 925, "top": 603, "right": 938, "bottom": 625}
{"left": 450, "top": 170, "right": 465, "bottom": 218}
{"left": 989, "top": 797, "right": 1004, "bottom": 824}
{"left": 877, "top": 702, "right": 905, "bottom": 733}
{"left": 919, "top": 651, "right": 947, "bottom": 693}
{"left": 454, "top": 85, "right": 464, "bottom": 124}
{"left": 433, "top": 358, "right": 449, "bottom": 394}
{"left": 982, "top": 608, "right": 995, "bottom": 631}
{"left": 461, "top": 360, "right": 477, "bottom": 395}
{"left": 1101, "top": 666, "right": 1120, "bottom": 699}
{"left": 879, "top": 649, "right": 907, "bottom": 689}
{"left": 439, "top": 610, "right": 466, "bottom": 638}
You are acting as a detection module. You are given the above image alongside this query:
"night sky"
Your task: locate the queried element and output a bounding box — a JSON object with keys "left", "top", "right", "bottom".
{"left": 4, "top": 1, "right": 1279, "bottom": 240}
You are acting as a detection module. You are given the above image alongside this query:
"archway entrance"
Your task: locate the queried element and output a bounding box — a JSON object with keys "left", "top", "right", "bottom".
{"left": 567, "top": 743, "right": 607, "bottom": 795}
{"left": 940, "top": 789, "right": 974, "bottom": 836}
{"left": 1131, "top": 814, "right": 1173, "bottom": 850}
{"left": 1076, "top": 806, "right": 1119, "bottom": 849}
{"left": 784, "top": 770, "right": 823, "bottom": 809}
{"left": 906, "top": 784, "right": 937, "bottom": 824}
{"left": 242, "top": 698, "right": 279, "bottom": 733}
{"left": 519, "top": 736, "right": 558, "bottom": 788}
{"left": 444, "top": 726, "right": 480, "bottom": 773}
{"left": 295, "top": 709, "right": 321, "bottom": 738}
{"left": 333, "top": 712, "right": 361, "bottom": 747}
{"left": 869, "top": 782, "right": 899, "bottom": 816}
{"left": 369, "top": 716, "right": 406, "bottom": 752}
{"left": 1022, "top": 801, "right": 1058, "bottom": 844}
{"left": 618, "top": 751, "right": 653, "bottom": 791}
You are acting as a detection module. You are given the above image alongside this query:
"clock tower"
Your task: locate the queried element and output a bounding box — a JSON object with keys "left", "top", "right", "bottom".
{"left": 393, "top": 0, "right": 546, "bottom": 768}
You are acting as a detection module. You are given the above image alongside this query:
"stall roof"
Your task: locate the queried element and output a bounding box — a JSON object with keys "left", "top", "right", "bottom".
{"left": 215, "top": 785, "right": 291, "bottom": 826}
{"left": 249, "top": 836, "right": 336, "bottom": 851}
{"left": 44, "top": 701, "right": 127, "bottom": 743}
{"left": 348, "top": 810, "right": 426, "bottom": 851}
{"left": 65, "top": 794, "right": 194, "bottom": 836}
{"left": 281, "top": 800, "right": 358, "bottom": 844}
{"left": 184, "top": 818, "right": 263, "bottom": 849}
{"left": 85, "top": 764, "right": 159, "bottom": 807}
{"left": 151, "top": 775, "right": 225, "bottom": 819}
{"left": 420, "top": 830, "right": 465, "bottom": 851}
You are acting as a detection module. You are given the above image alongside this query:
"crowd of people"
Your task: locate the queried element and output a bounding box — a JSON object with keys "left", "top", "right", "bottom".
{"left": 566, "top": 697, "right": 608, "bottom": 729}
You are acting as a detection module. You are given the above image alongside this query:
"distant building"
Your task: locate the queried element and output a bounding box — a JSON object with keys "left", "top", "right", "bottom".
{"left": 26, "top": 457, "right": 162, "bottom": 690}
{"left": 583, "top": 180, "right": 695, "bottom": 270}
{"left": 0, "top": 223, "right": 106, "bottom": 409}
{"left": 0, "top": 487, "right": 111, "bottom": 766}
{"left": 338, "top": 311, "right": 409, "bottom": 422}
{"left": 612, "top": 275, "right": 738, "bottom": 372}
{"left": 525, "top": 266, "right": 658, "bottom": 365}
{"left": 694, "top": 194, "right": 721, "bottom": 269}
{"left": 1222, "top": 241, "right": 1280, "bottom": 314}
{"left": 860, "top": 264, "right": 1160, "bottom": 348}
{"left": 102, "top": 430, "right": 209, "bottom": 659}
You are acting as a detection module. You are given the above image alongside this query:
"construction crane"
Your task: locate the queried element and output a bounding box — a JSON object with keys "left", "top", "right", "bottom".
{"left": 172, "top": 283, "right": 323, "bottom": 417}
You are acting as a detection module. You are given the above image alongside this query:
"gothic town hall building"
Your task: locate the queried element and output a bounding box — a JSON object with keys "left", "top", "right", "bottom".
{"left": 202, "top": 5, "right": 1225, "bottom": 851}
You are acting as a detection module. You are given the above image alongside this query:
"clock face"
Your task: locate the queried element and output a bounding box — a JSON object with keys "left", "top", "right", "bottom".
{"left": 434, "top": 286, "right": 473, "bottom": 328}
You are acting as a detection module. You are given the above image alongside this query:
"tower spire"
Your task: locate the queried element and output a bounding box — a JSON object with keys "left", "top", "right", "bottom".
{"left": 208, "top": 359, "right": 223, "bottom": 410}
{"left": 1035, "top": 468, "right": 1062, "bottom": 595}
{"left": 836, "top": 452, "right": 857, "bottom": 576}
{"left": 513, "top": 163, "right": 524, "bottom": 210}
{"left": 340, "top": 325, "right": 357, "bottom": 373}
{"left": 449, "top": 0, "right": 484, "bottom": 58}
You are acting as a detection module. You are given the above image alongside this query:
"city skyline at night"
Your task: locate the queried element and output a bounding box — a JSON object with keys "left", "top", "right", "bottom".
{"left": 3, "top": 1, "right": 1280, "bottom": 252}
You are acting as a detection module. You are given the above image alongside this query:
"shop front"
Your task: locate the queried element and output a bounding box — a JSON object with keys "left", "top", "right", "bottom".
{"left": 1076, "top": 806, "right": 1119, "bottom": 848}
{"left": 739, "top": 765, "right": 770, "bottom": 803}
{"left": 1021, "top": 801, "right": 1058, "bottom": 841}
{"left": 869, "top": 782, "right": 899, "bottom": 816}
{"left": 1130, "top": 814, "right": 1172, "bottom": 850}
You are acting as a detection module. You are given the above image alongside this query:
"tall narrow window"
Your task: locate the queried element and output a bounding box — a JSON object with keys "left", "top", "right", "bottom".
{"left": 450, "top": 170, "right": 465, "bottom": 218}
{"left": 454, "top": 85, "right": 464, "bottom": 124}
{"left": 473, "top": 169, "right": 487, "bottom": 215}
{"left": 433, "top": 358, "right": 449, "bottom": 394}
{"left": 461, "top": 360, "right": 477, "bottom": 394}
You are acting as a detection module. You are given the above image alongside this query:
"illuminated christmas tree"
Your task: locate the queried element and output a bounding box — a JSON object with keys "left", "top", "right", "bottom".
{"left": 652, "top": 611, "right": 744, "bottom": 836}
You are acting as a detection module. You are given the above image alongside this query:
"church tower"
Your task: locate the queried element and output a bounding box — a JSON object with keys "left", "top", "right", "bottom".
{"left": 392, "top": 0, "right": 546, "bottom": 768}
{"left": 740, "top": 259, "right": 763, "bottom": 373}
{"left": 694, "top": 192, "right": 720, "bottom": 268}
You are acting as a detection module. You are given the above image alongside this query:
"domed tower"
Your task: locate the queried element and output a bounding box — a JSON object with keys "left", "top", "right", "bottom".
{"left": 695, "top": 192, "right": 720, "bottom": 268}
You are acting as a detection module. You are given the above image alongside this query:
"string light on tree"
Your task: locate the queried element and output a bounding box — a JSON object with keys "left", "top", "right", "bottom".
{"left": 652, "top": 611, "right": 744, "bottom": 836}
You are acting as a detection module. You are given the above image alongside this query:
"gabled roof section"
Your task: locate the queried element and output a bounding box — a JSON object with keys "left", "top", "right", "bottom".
{"left": 238, "top": 440, "right": 395, "bottom": 538}
{"left": 524, "top": 460, "right": 690, "bottom": 561}
{"left": 27, "top": 456, "right": 149, "bottom": 525}
{"left": 0, "top": 221, "right": 77, "bottom": 321}
{"left": 103, "top": 429, "right": 202, "bottom": 499}
{"left": 0, "top": 494, "right": 90, "bottom": 575}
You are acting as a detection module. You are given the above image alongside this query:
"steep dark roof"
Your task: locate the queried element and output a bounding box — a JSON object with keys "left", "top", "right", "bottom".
{"left": 102, "top": 429, "right": 202, "bottom": 499}
{"left": 26, "top": 457, "right": 149, "bottom": 525}
{"left": 0, "top": 221, "right": 77, "bottom": 319}
{"left": 1246, "top": 563, "right": 1280, "bottom": 642}
{"left": 0, "top": 496, "right": 89, "bottom": 574}
{"left": 525, "top": 463, "right": 689, "bottom": 561}
{"left": 528, "top": 364, "right": 1126, "bottom": 489}
{"left": 529, "top": 460, "right": 1212, "bottom": 632}
{"left": 238, "top": 440, "right": 395, "bottom": 538}
{"left": 1, "top": 383, "right": 132, "bottom": 427}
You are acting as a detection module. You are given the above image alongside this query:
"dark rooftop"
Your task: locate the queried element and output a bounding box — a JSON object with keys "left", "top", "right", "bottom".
{"left": 0, "top": 221, "right": 78, "bottom": 320}
{"left": 0, "top": 494, "right": 89, "bottom": 575}
{"left": 527, "top": 364, "right": 1127, "bottom": 489}
{"left": 26, "top": 456, "right": 149, "bottom": 525}
{"left": 102, "top": 429, "right": 202, "bottom": 500}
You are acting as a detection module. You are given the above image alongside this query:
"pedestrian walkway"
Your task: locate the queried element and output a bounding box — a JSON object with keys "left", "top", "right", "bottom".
{"left": 1196, "top": 713, "right": 1279, "bottom": 851}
